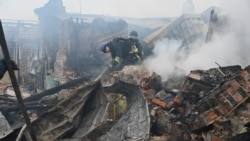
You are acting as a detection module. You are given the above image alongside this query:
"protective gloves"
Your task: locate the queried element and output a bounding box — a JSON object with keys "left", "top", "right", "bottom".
{"left": 111, "top": 60, "right": 118, "bottom": 68}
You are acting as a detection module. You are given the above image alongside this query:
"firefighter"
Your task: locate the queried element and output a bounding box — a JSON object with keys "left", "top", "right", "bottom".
{"left": 127, "top": 30, "right": 144, "bottom": 61}
{"left": 0, "top": 59, "right": 19, "bottom": 79}
{"left": 100, "top": 37, "right": 140, "bottom": 71}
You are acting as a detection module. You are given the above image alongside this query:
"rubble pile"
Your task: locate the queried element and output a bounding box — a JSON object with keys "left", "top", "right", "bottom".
{"left": 91, "top": 64, "right": 250, "bottom": 140}
{"left": 1, "top": 63, "right": 250, "bottom": 141}
{"left": 133, "top": 65, "right": 249, "bottom": 141}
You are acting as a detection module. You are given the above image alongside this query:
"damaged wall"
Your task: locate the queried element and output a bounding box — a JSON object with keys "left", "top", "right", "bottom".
{"left": 52, "top": 17, "right": 128, "bottom": 83}
{"left": 0, "top": 20, "right": 41, "bottom": 87}
{"left": 1, "top": 0, "right": 129, "bottom": 89}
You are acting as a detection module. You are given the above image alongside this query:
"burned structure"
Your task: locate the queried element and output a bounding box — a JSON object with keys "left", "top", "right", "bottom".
{"left": 1, "top": 0, "right": 128, "bottom": 89}
{"left": 1, "top": 0, "right": 129, "bottom": 140}
{"left": 0, "top": 0, "right": 250, "bottom": 141}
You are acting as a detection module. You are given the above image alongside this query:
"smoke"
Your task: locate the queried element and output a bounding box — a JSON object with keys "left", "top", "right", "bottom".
{"left": 143, "top": 39, "right": 183, "bottom": 81}
{"left": 0, "top": 0, "right": 221, "bottom": 20}
{"left": 187, "top": 0, "right": 250, "bottom": 69}
{"left": 181, "top": 33, "right": 245, "bottom": 71}
{"left": 0, "top": 0, "right": 46, "bottom": 20}
{"left": 0, "top": 0, "right": 184, "bottom": 20}
{"left": 144, "top": 0, "right": 250, "bottom": 81}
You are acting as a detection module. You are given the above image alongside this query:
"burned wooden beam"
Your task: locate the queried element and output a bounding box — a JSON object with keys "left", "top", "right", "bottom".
{"left": 24, "top": 75, "right": 91, "bottom": 102}
{"left": 0, "top": 103, "right": 52, "bottom": 113}
{"left": 0, "top": 96, "right": 17, "bottom": 104}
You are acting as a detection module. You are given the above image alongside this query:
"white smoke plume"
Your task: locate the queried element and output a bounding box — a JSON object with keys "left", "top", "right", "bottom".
{"left": 144, "top": 0, "right": 250, "bottom": 81}
{"left": 143, "top": 39, "right": 183, "bottom": 81}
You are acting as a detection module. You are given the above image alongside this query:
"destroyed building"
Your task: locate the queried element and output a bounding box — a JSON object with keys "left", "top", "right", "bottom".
{"left": 0, "top": 0, "right": 250, "bottom": 141}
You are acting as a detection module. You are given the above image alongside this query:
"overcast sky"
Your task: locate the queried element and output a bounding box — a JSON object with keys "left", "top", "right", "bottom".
{"left": 0, "top": 0, "right": 220, "bottom": 21}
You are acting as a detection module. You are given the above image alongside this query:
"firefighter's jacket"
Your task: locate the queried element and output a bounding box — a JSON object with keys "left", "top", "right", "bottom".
{"left": 107, "top": 38, "right": 141, "bottom": 66}
{"left": 127, "top": 38, "right": 144, "bottom": 58}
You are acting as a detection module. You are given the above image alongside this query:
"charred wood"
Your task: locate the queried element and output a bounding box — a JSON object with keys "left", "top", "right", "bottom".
{"left": 24, "top": 75, "right": 91, "bottom": 102}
